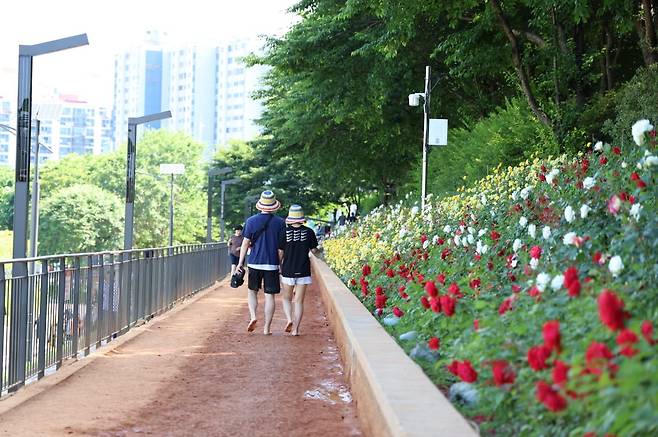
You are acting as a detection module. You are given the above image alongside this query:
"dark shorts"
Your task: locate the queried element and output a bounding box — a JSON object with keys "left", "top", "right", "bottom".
{"left": 248, "top": 268, "right": 280, "bottom": 294}
{"left": 230, "top": 254, "right": 239, "bottom": 265}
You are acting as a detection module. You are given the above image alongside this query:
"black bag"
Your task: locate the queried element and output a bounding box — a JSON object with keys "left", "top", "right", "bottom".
{"left": 230, "top": 269, "right": 245, "bottom": 288}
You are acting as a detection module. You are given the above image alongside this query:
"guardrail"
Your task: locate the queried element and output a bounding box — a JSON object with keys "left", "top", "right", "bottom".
{"left": 0, "top": 243, "right": 230, "bottom": 395}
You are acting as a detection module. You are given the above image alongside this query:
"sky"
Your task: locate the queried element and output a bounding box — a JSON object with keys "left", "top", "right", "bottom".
{"left": 0, "top": 0, "right": 297, "bottom": 106}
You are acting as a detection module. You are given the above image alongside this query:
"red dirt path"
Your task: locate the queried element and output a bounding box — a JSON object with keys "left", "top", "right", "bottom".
{"left": 0, "top": 281, "right": 363, "bottom": 436}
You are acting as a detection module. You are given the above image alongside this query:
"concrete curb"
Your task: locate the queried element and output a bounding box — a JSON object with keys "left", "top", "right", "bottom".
{"left": 0, "top": 279, "right": 227, "bottom": 415}
{"left": 312, "top": 256, "right": 478, "bottom": 437}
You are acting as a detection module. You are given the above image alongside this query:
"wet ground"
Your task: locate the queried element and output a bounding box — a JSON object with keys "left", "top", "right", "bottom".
{"left": 0, "top": 280, "right": 362, "bottom": 436}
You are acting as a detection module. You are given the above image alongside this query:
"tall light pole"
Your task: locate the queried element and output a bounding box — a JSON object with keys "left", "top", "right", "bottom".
{"left": 124, "top": 111, "right": 172, "bottom": 250}
{"left": 11, "top": 33, "right": 88, "bottom": 389}
{"left": 220, "top": 178, "right": 240, "bottom": 242}
{"left": 409, "top": 66, "right": 432, "bottom": 211}
{"left": 159, "top": 164, "right": 185, "bottom": 247}
{"left": 207, "top": 166, "right": 232, "bottom": 242}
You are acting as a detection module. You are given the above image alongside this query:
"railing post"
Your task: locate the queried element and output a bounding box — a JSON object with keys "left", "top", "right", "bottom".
{"left": 56, "top": 257, "right": 66, "bottom": 369}
{"left": 84, "top": 255, "right": 92, "bottom": 355}
{"left": 0, "top": 263, "right": 5, "bottom": 391}
{"left": 108, "top": 253, "right": 115, "bottom": 338}
{"left": 124, "top": 251, "right": 132, "bottom": 331}
{"left": 97, "top": 254, "right": 104, "bottom": 347}
{"left": 72, "top": 256, "right": 80, "bottom": 358}
{"left": 37, "top": 259, "right": 48, "bottom": 378}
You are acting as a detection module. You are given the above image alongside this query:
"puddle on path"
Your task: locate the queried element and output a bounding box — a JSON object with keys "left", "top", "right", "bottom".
{"left": 304, "top": 379, "right": 353, "bottom": 404}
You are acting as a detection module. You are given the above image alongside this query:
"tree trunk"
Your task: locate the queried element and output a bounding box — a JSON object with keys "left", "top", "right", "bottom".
{"left": 573, "top": 23, "right": 586, "bottom": 106}
{"left": 490, "top": 0, "right": 552, "bottom": 128}
{"left": 642, "top": 0, "right": 658, "bottom": 64}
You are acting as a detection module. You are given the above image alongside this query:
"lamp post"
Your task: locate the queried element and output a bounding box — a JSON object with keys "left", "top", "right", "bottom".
{"left": 124, "top": 111, "right": 172, "bottom": 250}
{"left": 408, "top": 66, "right": 432, "bottom": 211}
{"left": 207, "top": 166, "right": 232, "bottom": 242}
{"left": 10, "top": 33, "right": 88, "bottom": 389}
{"left": 220, "top": 178, "right": 240, "bottom": 242}
{"left": 159, "top": 164, "right": 185, "bottom": 247}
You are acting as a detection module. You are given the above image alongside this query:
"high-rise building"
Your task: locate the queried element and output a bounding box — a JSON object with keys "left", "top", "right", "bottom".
{"left": 0, "top": 97, "right": 14, "bottom": 166}
{"left": 112, "top": 33, "right": 267, "bottom": 156}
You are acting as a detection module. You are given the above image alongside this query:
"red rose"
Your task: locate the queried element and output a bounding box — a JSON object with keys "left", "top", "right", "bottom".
{"left": 567, "top": 280, "right": 581, "bottom": 297}
{"left": 375, "top": 286, "right": 384, "bottom": 296}
{"left": 598, "top": 289, "right": 629, "bottom": 332}
{"left": 498, "top": 296, "right": 514, "bottom": 315}
{"left": 361, "top": 284, "right": 369, "bottom": 297}
{"left": 448, "top": 282, "right": 463, "bottom": 298}
{"left": 420, "top": 234, "right": 427, "bottom": 244}
{"left": 430, "top": 297, "right": 441, "bottom": 313}
{"left": 528, "top": 286, "right": 541, "bottom": 298}
{"left": 592, "top": 251, "right": 604, "bottom": 265}
{"left": 535, "top": 380, "right": 567, "bottom": 412}
{"left": 585, "top": 341, "right": 614, "bottom": 375}
{"left": 440, "top": 295, "right": 456, "bottom": 317}
{"left": 491, "top": 360, "right": 515, "bottom": 386}
{"left": 424, "top": 281, "right": 438, "bottom": 298}
{"left": 600, "top": 156, "right": 608, "bottom": 165}
{"left": 538, "top": 172, "right": 546, "bottom": 182}
{"left": 612, "top": 146, "right": 621, "bottom": 155}
{"left": 457, "top": 360, "right": 478, "bottom": 383}
{"left": 543, "top": 321, "right": 561, "bottom": 354}
{"left": 392, "top": 307, "right": 404, "bottom": 318}
{"left": 616, "top": 329, "right": 639, "bottom": 357}
{"left": 473, "top": 319, "right": 479, "bottom": 331}
{"left": 641, "top": 320, "right": 655, "bottom": 345}
{"left": 428, "top": 337, "right": 440, "bottom": 350}
{"left": 437, "top": 273, "right": 446, "bottom": 284}
{"left": 635, "top": 178, "right": 647, "bottom": 189}
{"left": 552, "top": 360, "right": 569, "bottom": 386}
{"left": 529, "top": 245, "right": 543, "bottom": 259}
{"left": 375, "top": 294, "right": 387, "bottom": 309}
{"left": 441, "top": 248, "right": 451, "bottom": 260}
{"left": 491, "top": 230, "right": 501, "bottom": 241}
{"left": 447, "top": 360, "right": 459, "bottom": 376}
{"left": 349, "top": 278, "right": 356, "bottom": 286}
{"left": 362, "top": 264, "right": 371, "bottom": 276}
{"left": 581, "top": 159, "right": 589, "bottom": 173}
{"left": 563, "top": 267, "right": 578, "bottom": 288}
{"left": 420, "top": 295, "right": 430, "bottom": 310}
{"left": 469, "top": 278, "right": 481, "bottom": 290}
{"left": 386, "top": 268, "right": 395, "bottom": 278}
{"left": 528, "top": 345, "right": 552, "bottom": 371}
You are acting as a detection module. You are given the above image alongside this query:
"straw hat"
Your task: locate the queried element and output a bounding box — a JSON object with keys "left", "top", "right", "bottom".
{"left": 255, "top": 190, "right": 281, "bottom": 212}
{"left": 285, "top": 204, "right": 306, "bottom": 224}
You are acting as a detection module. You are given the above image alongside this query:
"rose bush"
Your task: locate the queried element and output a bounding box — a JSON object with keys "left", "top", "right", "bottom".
{"left": 324, "top": 120, "right": 657, "bottom": 436}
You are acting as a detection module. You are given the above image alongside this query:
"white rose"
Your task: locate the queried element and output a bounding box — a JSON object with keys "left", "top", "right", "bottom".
{"left": 632, "top": 119, "right": 654, "bottom": 146}
{"left": 480, "top": 195, "right": 487, "bottom": 206}
{"left": 629, "top": 203, "right": 642, "bottom": 221}
{"left": 527, "top": 223, "right": 536, "bottom": 239}
{"left": 399, "top": 228, "right": 407, "bottom": 238}
{"left": 467, "top": 234, "right": 475, "bottom": 245}
{"left": 594, "top": 141, "right": 603, "bottom": 151}
{"left": 454, "top": 235, "right": 461, "bottom": 246}
{"left": 621, "top": 162, "right": 627, "bottom": 169}
{"left": 583, "top": 177, "right": 596, "bottom": 190}
{"left": 468, "top": 226, "right": 474, "bottom": 234}
{"left": 443, "top": 225, "right": 452, "bottom": 233}
{"left": 563, "top": 232, "right": 577, "bottom": 245}
{"left": 608, "top": 255, "right": 624, "bottom": 276}
{"left": 550, "top": 275, "right": 564, "bottom": 291}
{"left": 422, "top": 239, "right": 430, "bottom": 250}
{"left": 512, "top": 191, "right": 518, "bottom": 201}
{"left": 478, "top": 229, "right": 487, "bottom": 237}
{"left": 564, "top": 206, "right": 575, "bottom": 223}
{"left": 536, "top": 273, "right": 551, "bottom": 291}
{"left": 519, "top": 216, "right": 528, "bottom": 228}
{"left": 411, "top": 206, "right": 419, "bottom": 215}
{"left": 530, "top": 257, "right": 539, "bottom": 270}
{"left": 580, "top": 204, "right": 591, "bottom": 219}
{"left": 513, "top": 239, "right": 522, "bottom": 252}
{"left": 520, "top": 187, "right": 532, "bottom": 200}
{"left": 542, "top": 226, "right": 552, "bottom": 240}
{"left": 480, "top": 244, "right": 489, "bottom": 254}
{"left": 461, "top": 236, "right": 469, "bottom": 247}
{"left": 644, "top": 155, "right": 658, "bottom": 168}
{"left": 510, "top": 255, "right": 518, "bottom": 268}
{"left": 432, "top": 235, "right": 440, "bottom": 245}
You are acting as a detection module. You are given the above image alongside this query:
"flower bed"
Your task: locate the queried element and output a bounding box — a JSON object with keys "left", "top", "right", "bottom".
{"left": 324, "top": 121, "right": 657, "bottom": 436}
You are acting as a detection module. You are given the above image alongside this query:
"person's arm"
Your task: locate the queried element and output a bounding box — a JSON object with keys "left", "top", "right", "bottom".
{"left": 236, "top": 237, "right": 250, "bottom": 273}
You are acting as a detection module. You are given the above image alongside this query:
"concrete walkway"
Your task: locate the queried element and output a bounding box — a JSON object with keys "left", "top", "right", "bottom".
{"left": 0, "top": 280, "right": 362, "bottom": 436}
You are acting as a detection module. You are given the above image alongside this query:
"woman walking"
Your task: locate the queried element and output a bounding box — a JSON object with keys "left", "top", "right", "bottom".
{"left": 278, "top": 205, "right": 319, "bottom": 336}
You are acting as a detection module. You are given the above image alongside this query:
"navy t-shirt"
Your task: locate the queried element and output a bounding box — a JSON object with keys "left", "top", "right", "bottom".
{"left": 243, "top": 213, "right": 285, "bottom": 270}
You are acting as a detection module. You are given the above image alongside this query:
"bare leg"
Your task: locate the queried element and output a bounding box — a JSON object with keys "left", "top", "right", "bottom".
{"left": 263, "top": 293, "right": 275, "bottom": 335}
{"left": 281, "top": 283, "right": 294, "bottom": 329}
{"left": 230, "top": 264, "right": 236, "bottom": 277}
{"left": 291, "top": 284, "right": 308, "bottom": 336}
{"left": 247, "top": 289, "right": 258, "bottom": 323}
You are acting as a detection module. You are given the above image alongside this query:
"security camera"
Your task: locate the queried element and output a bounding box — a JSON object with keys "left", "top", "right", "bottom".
{"left": 408, "top": 93, "right": 423, "bottom": 107}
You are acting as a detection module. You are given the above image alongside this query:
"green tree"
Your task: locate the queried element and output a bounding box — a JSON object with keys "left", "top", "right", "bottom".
{"left": 39, "top": 184, "right": 123, "bottom": 255}
{"left": 0, "top": 165, "right": 13, "bottom": 230}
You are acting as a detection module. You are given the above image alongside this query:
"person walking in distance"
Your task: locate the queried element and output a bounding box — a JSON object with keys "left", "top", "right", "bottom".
{"left": 278, "top": 205, "right": 319, "bottom": 336}
{"left": 228, "top": 225, "right": 244, "bottom": 277}
{"left": 236, "top": 191, "right": 285, "bottom": 334}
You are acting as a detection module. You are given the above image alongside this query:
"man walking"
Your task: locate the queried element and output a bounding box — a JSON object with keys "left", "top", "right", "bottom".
{"left": 236, "top": 190, "right": 285, "bottom": 335}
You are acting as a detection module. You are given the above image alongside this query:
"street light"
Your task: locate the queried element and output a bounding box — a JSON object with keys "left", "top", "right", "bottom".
{"left": 207, "top": 166, "right": 232, "bottom": 242}
{"left": 124, "top": 111, "right": 172, "bottom": 250}
{"left": 9, "top": 34, "right": 89, "bottom": 389}
{"left": 409, "top": 66, "right": 448, "bottom": 212}
{"left": 159, "top": 164, "right": 185, "bottom": 247}
{"left": 220, "top": 178, "right": 240, "bottom": 242}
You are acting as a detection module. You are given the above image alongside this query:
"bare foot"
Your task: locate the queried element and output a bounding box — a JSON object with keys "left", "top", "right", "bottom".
{"left": 247, "top": 319, "right": 257, "bottom": 332}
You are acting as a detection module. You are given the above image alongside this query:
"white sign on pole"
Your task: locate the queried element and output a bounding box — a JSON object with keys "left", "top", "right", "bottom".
{"left": 159, "top": 163, "right": 185, "bottom": 175}
{"left": 428, "top": 119, "right": 448, "bottom": 146}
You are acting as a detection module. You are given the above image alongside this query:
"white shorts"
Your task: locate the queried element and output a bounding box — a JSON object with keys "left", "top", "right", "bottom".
{"left": 281, "top": 276, "right": 312, "bottom": 286}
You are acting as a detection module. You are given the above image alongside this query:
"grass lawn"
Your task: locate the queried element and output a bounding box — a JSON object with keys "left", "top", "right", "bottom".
{"left": 0, "top": 230, "right": 12, "bottom": 261}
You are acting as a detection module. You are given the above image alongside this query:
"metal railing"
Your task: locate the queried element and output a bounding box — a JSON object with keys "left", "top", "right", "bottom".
{"left": 0, "top": 243, "right": 230, "bottom": 395}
